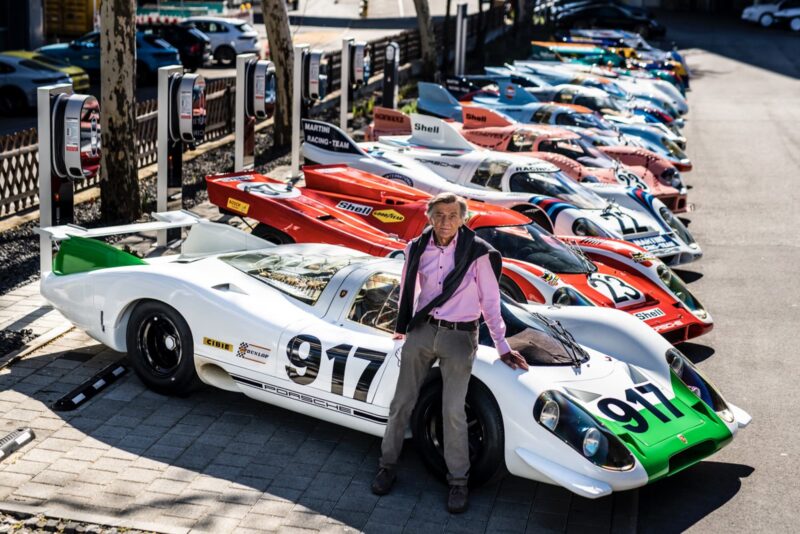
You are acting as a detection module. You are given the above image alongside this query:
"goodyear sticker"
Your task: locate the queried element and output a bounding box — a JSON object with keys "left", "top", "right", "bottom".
{"left": 203, "top": 337, "right": 233, "bottom": 352}
{"left": 373, "top": 209, "right": 405, "bottom": 223}
{"left": 236, "top": 342, "right": 270, "bottom": 363}
{"left": 226, "top": 197, "right": 250, "bottom": 215}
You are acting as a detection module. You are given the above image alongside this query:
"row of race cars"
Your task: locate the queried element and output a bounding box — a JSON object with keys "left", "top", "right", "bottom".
{"left": 40, "top": 29, "right": 750, "bottom": 499}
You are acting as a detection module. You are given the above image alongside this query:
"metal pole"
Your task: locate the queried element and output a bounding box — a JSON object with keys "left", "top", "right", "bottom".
{"left": 382, "top": 42, "right": 400, "bottom": 109}
{"left": 235, "top": 53, "right": 257, "bottom": 171}
{"left": 455, "top": 2, "right": 467, "bottom": 76}
{"left": 37, "top": 84, "right": 73, "bottom": 275}
{"left": 340, "top": 38, "right": 354, "bottom": 132}
{"left": 290, "top": 44, "right": 309, "bottom": 179}
{"left": 157, "top": 65, "right": 183, "bottom": 247}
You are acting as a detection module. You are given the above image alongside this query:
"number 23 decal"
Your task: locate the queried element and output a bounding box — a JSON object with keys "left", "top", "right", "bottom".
{"left": 588, "top": 273, "right": 643, "bottom": 305}
{"left": 285, "top": 334, "right": 386, "bottom": 402}
{"left": 597, "top": 383, "right": 684, "bottom": 433}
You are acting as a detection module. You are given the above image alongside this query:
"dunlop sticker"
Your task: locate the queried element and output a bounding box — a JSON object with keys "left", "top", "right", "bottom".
{"left": 236, "top": 342, "right": 271, "bottom": 363}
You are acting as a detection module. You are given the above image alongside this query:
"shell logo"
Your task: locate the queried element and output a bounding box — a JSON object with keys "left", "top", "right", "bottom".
{"left": 372, "top": 209, "right": 405, "bottom": 223}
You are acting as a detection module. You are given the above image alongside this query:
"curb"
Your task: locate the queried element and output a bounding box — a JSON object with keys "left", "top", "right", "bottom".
{"left": 0, "top": 501, "right": 189, "bottom": 534}
{"left": 0, "top": 322, "right": 73, "bottom": 371}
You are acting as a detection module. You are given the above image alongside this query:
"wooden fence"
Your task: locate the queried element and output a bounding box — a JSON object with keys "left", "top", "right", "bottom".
{"left": 0, "top": 4, "right": 509, "bottom": 219}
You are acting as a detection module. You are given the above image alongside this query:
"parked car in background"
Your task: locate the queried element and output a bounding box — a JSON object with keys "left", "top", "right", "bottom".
{"left": 1, "top": 51, "right": 90, "bottom": 91}
{"left": 0, "top": 53, "right": 72, "bottom": 115}
{"left": 741, "top": 1, "right": 800, "bottom": 27}
{"left": 773, "top": 6, "right": 800, "bottom": 30}
{"left": 180, "top": 16, "right": 259, "bottom": 66}
{"left": 37, "top": 31, "right": 181, "bottom": 84}
{"left": 553, "top": 3, "right": 666, "bottom": 38}
{"left": 137, "top": 22, "right": 211, "bottom": 72}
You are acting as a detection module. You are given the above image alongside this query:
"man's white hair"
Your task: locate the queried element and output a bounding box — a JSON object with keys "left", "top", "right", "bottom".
{"left": 426, "top": 192, "right": 468, "bottom": 219}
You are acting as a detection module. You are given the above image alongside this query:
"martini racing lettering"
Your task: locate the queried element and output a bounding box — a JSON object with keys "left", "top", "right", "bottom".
{"left": 631, "top": 235, "right": 679, "bottom": 251}
{"left": 302, "top": 121, "right": 360, "bottom": 153}
{"left": 336, "top": 201, "right": 373, "bottom": 216}
{"left": 285, "top": 334, "right": 387, "bottom": 402}
{"left": 597, "top": 383, "right": 684, "bottom": 433}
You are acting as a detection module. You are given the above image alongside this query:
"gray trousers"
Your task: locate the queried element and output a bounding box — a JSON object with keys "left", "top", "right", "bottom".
{"left": 379, "top": 321, "right": 478, "bottom": 486}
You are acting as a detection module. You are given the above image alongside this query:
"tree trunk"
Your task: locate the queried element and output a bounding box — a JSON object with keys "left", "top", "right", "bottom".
{"left": 412, "top": 0, "right": 439, "bottom": 81}
{"left": 262, "top": 0, "right": 294, "bottom": 149}
{"left": 99, "top": 0, "right": 141, "bottom": 223}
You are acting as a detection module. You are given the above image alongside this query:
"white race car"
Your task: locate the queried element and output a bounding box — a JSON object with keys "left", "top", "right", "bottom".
{"left": 302, "top": 117, "right": 701, "bottom": 265}
{"left": 39, "top": 214, "right": 749, "bottom": 498}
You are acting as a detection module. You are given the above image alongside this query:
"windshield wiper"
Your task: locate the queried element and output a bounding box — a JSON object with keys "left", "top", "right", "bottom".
{"left": 531, "top": 313, "right": 588, "bottom": 369}
{"left": 563, "top": 241, "right": 597, "bottom": 273}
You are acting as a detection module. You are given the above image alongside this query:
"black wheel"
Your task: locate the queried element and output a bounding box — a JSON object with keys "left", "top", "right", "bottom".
{"left": 411, "top": 376, "right": 506, "bottom": 487}
{"left": 513, "top": 205, "right": 553, "bottom": 234}
{"left": 126, "top": 300, "right": 201, "bottom": 396}
{"left": 759, "top": 13, "right": 774, "bottom": 28}
{"left": 215, "top": 46, "right": 236, "bottom": 66}
{"left": 790, "top": 17, "right": 800, "bottom": 32}
{"left": 251, "top": 223, "right": 295, "bottom": 244}
{"left": 499, "top": 275, "right": 526, "bottom": 303}
{"left": 0, "top": 87, "right": 27, "bottom": 116}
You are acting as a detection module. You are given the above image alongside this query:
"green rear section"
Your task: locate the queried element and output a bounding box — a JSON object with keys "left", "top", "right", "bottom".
{"left": 53, "top": 236, "right": 147, "bottom": 276}
{"left": 598, "top": 373, "right": 733, "bottom": 482}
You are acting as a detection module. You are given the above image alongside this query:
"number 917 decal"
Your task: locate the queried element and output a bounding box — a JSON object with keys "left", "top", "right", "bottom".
{"left": 285, "top": 334, "right": 386, "bottom": 402}
{"left": 596, "top": 383, "right": 684, "bottom": 433}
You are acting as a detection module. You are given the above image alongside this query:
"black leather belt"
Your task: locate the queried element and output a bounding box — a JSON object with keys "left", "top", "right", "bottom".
{"left": 426, "top": 316, "right": 478, "bottom": 331}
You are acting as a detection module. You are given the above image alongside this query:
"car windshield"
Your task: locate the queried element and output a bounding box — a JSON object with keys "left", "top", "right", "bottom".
{"left": 508, "top": 170, "right": 607, "bottom": 209}
{"left": 348, "top": 272, "right": 401, "bottom": 333}
{"left": 475, "top": 224, "right": 595, "bottom": 274}
{"left": 481, "top": 299, "right": 590, "bottom": 366}
{"left": 219, "top": 251, "right": 369, "bottom": 305}
{"left": 537, "top": 138, "right": 616, "bottom": 167}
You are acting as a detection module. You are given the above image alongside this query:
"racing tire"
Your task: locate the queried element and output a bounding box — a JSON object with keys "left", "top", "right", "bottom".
{"left": 759, "top": 13, "right": 774, "bottom": 27}
{"left": 0, "top": 87, "right": 27, "bottom": 116}
{"left": 411, "top": 375, "right": 506, "bottom": 487}
{"left": 790, "top": 17, "right": 800, "bottom": 31}
{"left": 215, "top": 46, "right": 236, "bottom": 66}
{"left": 126, "top": 300, "right": 201, "bottom": 396}
{"left": 251, "top": 223, "right": 295, "bottom": 244}
{"left": 499, "top": 275, "right": 526, "bottom": 303}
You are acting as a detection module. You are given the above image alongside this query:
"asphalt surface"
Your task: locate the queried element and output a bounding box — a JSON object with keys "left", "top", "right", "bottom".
{"left": 636, "top": 14, "right": 800, "bottom": 534}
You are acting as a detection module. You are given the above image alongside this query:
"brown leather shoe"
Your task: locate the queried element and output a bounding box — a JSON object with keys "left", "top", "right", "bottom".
{"left": 447, "top": 484, "right": 469, "bottom": 514}
{"left": 371, "top": 467, "right": 396, "bottom": 496}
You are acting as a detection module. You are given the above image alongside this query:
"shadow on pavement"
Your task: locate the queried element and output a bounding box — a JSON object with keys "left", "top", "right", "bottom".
{"left": 672, "top": 269, "right": 703, "bottom": 284}
{"left": 637, "top": 461, "right": 754, "bottom": 534}
{"left": 675, "top": 341, "right": 715, "bottom": 364}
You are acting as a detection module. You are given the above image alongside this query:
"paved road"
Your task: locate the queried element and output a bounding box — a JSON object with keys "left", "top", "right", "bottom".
{"left": 636, "top": 14, "right": 800, "bottom": 534}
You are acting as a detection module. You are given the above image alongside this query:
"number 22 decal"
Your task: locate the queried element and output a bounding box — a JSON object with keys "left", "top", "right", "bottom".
{"left": 597, "top": 383, "right": 684, "bottom": 433}
{"left": 600, "top": 211, "right": 648, "bottom": 235}
{"left": 285, "top": 334, "right": 386, "bottom": 402}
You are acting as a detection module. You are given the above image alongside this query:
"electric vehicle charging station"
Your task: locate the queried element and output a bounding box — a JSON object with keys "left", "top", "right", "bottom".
{"left": 291, "top": 44, "right": 328, "bottom": 178}
{"left": 340, "top": 38, "right": 371, "bottom": 131}
{"left": 37, "top": 83, "right": 101, "bottom": 273}
{"left": 157, "top": 65, "right": 207, "bottom": 245}
{"left": 454, "top": 2, "right": 468, "bottom": 76}
{"left": 382, "top": 42, "right": 400, "bottom": 109}
{"left": 234, "top": 54, "right": 277, "bottom": 171}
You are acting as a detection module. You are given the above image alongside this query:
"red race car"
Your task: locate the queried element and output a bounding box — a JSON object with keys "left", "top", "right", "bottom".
{"left": 207, "top": 165, "right": 712, "bottom": 342}
{"left": 366, "top": 106, "right": 689, "bottom": 213}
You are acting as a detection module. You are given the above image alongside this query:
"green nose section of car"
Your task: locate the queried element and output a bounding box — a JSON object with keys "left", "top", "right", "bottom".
{"left": 53, "top": 236, "right": 147, "bottom": 275}
{"left": 597, "top": 373, "right": 733, "bottom": 481}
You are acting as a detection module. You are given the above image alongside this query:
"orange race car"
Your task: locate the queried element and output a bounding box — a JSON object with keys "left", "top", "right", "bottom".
{"left": 207, "top": 165, "right": 712, "bottom": 342}
{"left": 366, "top": 106, "right": 688, "bottom": 212}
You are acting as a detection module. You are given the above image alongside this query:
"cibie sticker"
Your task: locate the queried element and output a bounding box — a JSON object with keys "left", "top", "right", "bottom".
{"left": 633, "top": 308, "right": 666, "bottom": 321}
{"left": 373, "top": 209, "right": 405, "bottom": 223}
{"left": 226, "top": 197, "right": 250, "bottom": 215}
{"left": 337, "top": 200, "right": 373, "bottom": 216}
{"left": 236, "top": 342, "right": 271, "bottom": 363}
{"left": 203, "top": 337, "right": 233, "bottom": 352}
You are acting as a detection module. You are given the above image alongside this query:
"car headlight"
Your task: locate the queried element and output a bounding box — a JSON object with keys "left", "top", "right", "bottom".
{"left": 656, "top": 263, "right": 707, "bottom": 317}
{"left": 534, "top": 391, "right": 635, "bottom": 470}
{"left": 665, "top": 349, "right": 734, "bottom": 423}
{"left": 658, "top": 206, "right": 696, "bottom": 246}
{"left": 572, "top": 218, "right": 607, "bottom": 237}
{"left": 552, "top": 287, "right": 594, "bottom": 307}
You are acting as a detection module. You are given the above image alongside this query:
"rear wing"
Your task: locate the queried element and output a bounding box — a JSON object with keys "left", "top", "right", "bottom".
{"left": 302, "top": 119, "right": 367, "bottom": 156}
{"left": 462, "top": 106, "right": 516, "bottom": 129}
{"left": 416, "top": 82, "right": 462, "bottom": 121}
{"left": 36, "top": 210, "right": 202, "bottom": 242}
{"left": 406, "top": 113, "right": 475, "bottom": 151}
{"left": 366, "top": 107, "right": 412, "bottom": 141}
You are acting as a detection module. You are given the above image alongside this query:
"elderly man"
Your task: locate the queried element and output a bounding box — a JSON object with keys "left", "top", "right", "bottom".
{"left": 371, "top": 192, "right": 527, "bottom": 513}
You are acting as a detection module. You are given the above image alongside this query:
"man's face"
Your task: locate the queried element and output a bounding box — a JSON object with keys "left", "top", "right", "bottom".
{"left": 428, "top": 202, "right": 464, "bottom": 244}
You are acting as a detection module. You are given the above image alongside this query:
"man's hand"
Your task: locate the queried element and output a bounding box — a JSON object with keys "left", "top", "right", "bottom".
{"left": 499, "top": 350, "right": 529, "bottom": 371}
{"left": 392, "top": 333, "right": 405, "bottom": 340}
